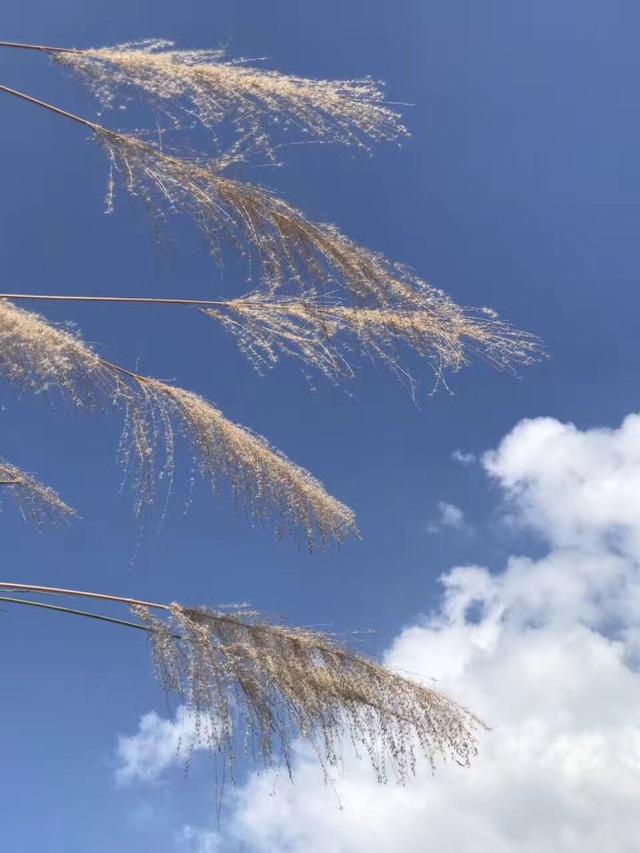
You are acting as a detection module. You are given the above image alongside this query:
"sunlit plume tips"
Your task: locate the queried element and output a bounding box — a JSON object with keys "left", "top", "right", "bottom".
{"left": 55, "top": 39, "right": 408, "bottom": 153}
{"left": 132, "top": 603, "right": 483, "bottom": 782}
{"left": 0, "top": 300, "right": 356, "bottom": 548}
{"left": 0, "top": 459, "right": 76, "bottom": 526}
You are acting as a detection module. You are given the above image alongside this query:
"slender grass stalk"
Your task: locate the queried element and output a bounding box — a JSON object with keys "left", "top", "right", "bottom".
{"left": 0, "top": 580, "right": 169, "bottom": 610}
{"left": 0, "top": 292, "right": 227, "bottom": 307}
{"left": 0, "top": 40, "right": 77, "bottom": 54}
{"left": 0, "top": 83, "right": 97, "bottom": 129}
{"left": 0, "top": 595, "right": 171, "bottom": 634}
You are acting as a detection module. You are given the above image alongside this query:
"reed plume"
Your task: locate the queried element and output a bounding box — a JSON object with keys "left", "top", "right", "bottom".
{"left": 205, "top": 292, "right": 540, "bottom": 394}
{"left": 96, "top": 127, "right": 538, "bottom": 353}
{"left": 0, "top": 86, "right": 539, "bottom": 384}
{"left": 0, "top": 459, "right": 76, "bottom": 525}
{"left": 132, "top": 602, "right": 482, "bottom": 782}
{"left": 54, "top": 40, "right": 408, "bottom": 153}
{"left": 0, "top": 300, "right": 356, "bottom": 547}
{"left": 96, "top": 128, "right": 437, "bottom": 308}
{"left": 125, "top": 379, "right": 356, "bottom": 545}
{"left": 0, "top": 296, "right": 120, "bottom": 406}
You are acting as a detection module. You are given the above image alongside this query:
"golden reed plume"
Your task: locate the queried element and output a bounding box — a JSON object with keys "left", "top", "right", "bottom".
{"left": 133, "top": 602, "right": 483, "bottom": 781}
{"left": 0, "top": 581, "right": 484, "bottom": 784}
{"left": 0, "top": 82, "right": 540, "bottom": 394}
{"left": 205, "top": 292, "right": 540, "bottom": 396}
{"left": 97, "top": 130, "right": 540, "bottom": 363}
{"left": 96, "top": 129, "right": 456, "bottom": 310}
{"left": 54, "top": 40, "right": 408, "bottom": 153}
{"left": 0, "top": 459, "right": 75, "bottom": 525}
{"left": 0, "top": 299, "right": 356, "bottom": 548}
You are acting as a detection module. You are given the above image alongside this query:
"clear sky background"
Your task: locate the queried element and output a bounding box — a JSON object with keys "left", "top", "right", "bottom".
{"left": 2, "top": 2, "right": 640, "bottom": 851}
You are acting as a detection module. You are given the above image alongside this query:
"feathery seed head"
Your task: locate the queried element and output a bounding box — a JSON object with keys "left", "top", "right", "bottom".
{"left": 0, "top": 300, "right": 355, "bottom": 547}
{"left": 128, "top": 378, "right": 357, "bottom": 547}
{"left": 55, "top": 40, "right": 408, "bottom": 154}
{"left": 0, "top": 459, "right": 76, "bottom": 525}
{"left": 133, "top": 603, "right": 483, "bottom": 782}
{"left": 0, "top": 298, "right": 119, "bottom": 406}
{"left": 205, "top": 293, "right": 542, "bottom": 396}
{"left": 94, "top": 126, "right": 543, "bottom": 385}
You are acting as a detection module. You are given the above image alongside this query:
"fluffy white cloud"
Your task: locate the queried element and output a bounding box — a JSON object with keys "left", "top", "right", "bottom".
{"left": 116, "top": 705, "right": 203, "bottom": 785}
{"left": 120, "top": 414, "right": 640, "bottom": 852}
{"left": 483, "top": 414, "right": 640, "bottom": 558}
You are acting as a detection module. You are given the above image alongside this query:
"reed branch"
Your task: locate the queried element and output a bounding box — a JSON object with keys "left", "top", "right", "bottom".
{"left": 0, "top": 580, "right": 484, "bottom": 783}
{"left": 0, "top": 82, "right": 540, "bottom": 388}
{"left": 0, "top": 299, "right": 356, "bottom": 547}
{"left": 0, "top": 38, "right": 408, "bottom": 154}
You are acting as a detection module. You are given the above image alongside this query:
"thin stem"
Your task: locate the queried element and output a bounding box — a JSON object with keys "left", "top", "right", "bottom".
{"left": 0, "top": 293, "right": 229, "bottom": 308}
{"left": 0, "top": 581, "right": 170, "bottom": 611}
{"left": 98, "top": 356, "right": 155, "bottom": 384}
{"left": 0, "top": 83, "right": 98, "bottom": 130}
{"left": 0, "top": 292, "right": 276, "bottom": 388}
{"left": 0, "top": 40, "right": 77, "bottom": 54}
{"left": 0, "top": 595, "right": 179, "bottom": 635}
{"left": 0, "top": 480, "right": 22, "bottom": 485}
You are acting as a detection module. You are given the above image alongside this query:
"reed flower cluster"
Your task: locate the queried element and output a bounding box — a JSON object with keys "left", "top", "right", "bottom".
{"left": 55, "top": 40, "right": 408, "bottom": 153}
{"left": 96, "top": 129, "right": 447, "bottom": 311}
{"left": 206, "top": 292, "right": 540, "bottom": 394}
{"left": 0, "top": 459, "right": 75, "bottom": 525}
{"left": 0, "top": 37, "right": 535, "bottom": 792}
{"left": 133, "top": 602, "right": 483, "bottom": 781}
{"left": 0, "top": 299, "right": 356, "bottom": 547}
{"left": 96, "top": 128, "right": 541, "bottom": 384}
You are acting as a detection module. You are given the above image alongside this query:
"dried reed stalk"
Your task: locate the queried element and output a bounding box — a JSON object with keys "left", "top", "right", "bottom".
{"left": 132, "top": 602, "right": 483, "bottom": 782}
{"left": 53, "top": 40, "right": 408, "bottom": 153}
{"left": 0, "top": 299, "right": 356, "bottom": 547}
{"left": 0, "top": 459, "right": 75, "bottom": 525}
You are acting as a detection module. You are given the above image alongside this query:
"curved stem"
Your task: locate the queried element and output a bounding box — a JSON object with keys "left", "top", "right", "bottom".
{"left": 0, "top": 40, "right": 77, "bottom": 54}
{"left": 0, "top": 292, "right": 229, "bottom": 308}
{"left": 0, "top": 595, "right": 175, "bottom": 634}
{"left": 0, "top": 83, "right": 98, "bottom": 130}
{"left": 0, "top": 581, "right": 170, "bottom": 611}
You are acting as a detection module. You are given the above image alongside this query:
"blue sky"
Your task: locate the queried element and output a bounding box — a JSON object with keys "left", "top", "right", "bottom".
{"left": 2, "top": 2, "right": 640, "bottom": 851}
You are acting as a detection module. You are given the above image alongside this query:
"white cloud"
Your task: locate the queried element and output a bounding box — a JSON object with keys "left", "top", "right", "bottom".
{"left": 439, "top": 500, "right": 466, "bottom": 528}
{"left": 483, "top": 414, "right": 640, "bottom": 559}
{"left": 118, "top": 414, "right": 640, "bottom": 852}
{"left": 115, "top": 705, "right": 204, "bottom": 785}
{"left": 211, "top": 414, "right": 640, "bottom": 851}
{"left": 428, "top": 500, "right": 468, "bottom": 533}
{"left": 452, "top": 449, "right": 476, "bottom": 466}
{"left": 179, "top": 825, "right": 223, "bottom": 853}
